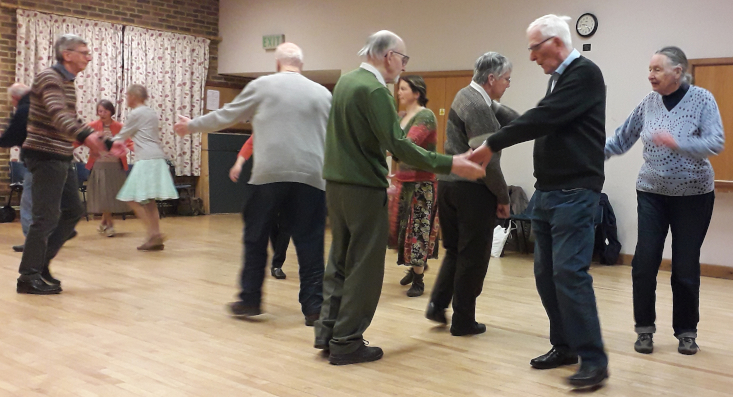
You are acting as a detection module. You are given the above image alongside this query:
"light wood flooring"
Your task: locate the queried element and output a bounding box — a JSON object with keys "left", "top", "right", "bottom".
{"left": 1, "top": 214, "right": 732, "bottom": 396}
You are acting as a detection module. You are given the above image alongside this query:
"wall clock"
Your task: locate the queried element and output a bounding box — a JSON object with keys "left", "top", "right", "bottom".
{"left": 576, "top": 13, "right": 598, "bottom": 37}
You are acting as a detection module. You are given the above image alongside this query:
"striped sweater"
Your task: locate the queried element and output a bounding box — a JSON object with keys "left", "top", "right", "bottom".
{"left": 22, "top": 63, "right": 94, "bottom": 161}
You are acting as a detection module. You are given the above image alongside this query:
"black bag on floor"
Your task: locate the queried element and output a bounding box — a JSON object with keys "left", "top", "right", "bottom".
{"left": 594, "top": 193, "right": 622, "bottom": 265}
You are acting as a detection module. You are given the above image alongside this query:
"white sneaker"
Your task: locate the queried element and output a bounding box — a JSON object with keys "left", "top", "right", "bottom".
{"left": 105, "top": 227, "right": 115, "bottom": 237}
{"left": 97, "top": 224, "right": 108, "bottom": 233}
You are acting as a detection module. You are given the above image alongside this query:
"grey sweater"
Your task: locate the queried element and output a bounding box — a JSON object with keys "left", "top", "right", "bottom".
{"left": 113, "top": 105, "right": 167, "bottom": 161}
{"left": 605, "top": 85, "right": 724, "bottom": 196}
{"left": 440, "top": 85, "right": 519, "bottom": 204}
{"left": 188, "top": 72, "right": 332, "bottom": 190}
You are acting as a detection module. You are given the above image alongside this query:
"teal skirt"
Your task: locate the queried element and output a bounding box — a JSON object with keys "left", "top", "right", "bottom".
{"left": 116, "top": 159, "right": 179, "bottom": 203}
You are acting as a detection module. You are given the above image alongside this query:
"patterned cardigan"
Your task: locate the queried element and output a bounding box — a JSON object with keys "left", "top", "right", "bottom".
{"left": 22, "top": 63, "right": 94, "bottom": 161}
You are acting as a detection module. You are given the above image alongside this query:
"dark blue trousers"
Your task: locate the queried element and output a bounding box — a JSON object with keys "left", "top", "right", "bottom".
{"left": 531, "top": 189, "right": 607, "bottom": 368}
{"left": 239, "top": 182, "right": 325, "bottom": 316}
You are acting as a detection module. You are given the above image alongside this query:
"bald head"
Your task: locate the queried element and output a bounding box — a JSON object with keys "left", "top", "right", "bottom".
{"left": 7, "top": 83, "right": 30, "bottom": 107}
{"left": 275, "top": 42, "right": 304, "bottom": 71}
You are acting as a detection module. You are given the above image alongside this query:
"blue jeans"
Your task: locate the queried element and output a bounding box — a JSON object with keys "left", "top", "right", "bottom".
{"left": 20, "top": 171, "right": 33, "bottom": 236}
{"left": 531, "top": 189, "right": 607, "bottom": 368}
{"left": 239, "top": 182, "right": 325, "bottom": 315}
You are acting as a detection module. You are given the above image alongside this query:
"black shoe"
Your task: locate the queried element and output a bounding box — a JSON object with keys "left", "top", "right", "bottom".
{"left": 406, "top": 273, "right": 424, "bottom": 297}
{"left": 328, "top": 341, "right": 383, "bottom": 365}
{"left": 634, "top": 333, "right": 653, "bottom": 354}
{"left": 450, "top": 322, "right": 486, "bottom": 336}
{"left": 305, "top": 313, "right": 320, "bottom": 327}
{"left": 67, "top": 230, "right": 78, "bottom": 240}
{"left": 530, "top": 347, "right": 579, "bottom": 369}
{"left": 271, "top": 267, "right": 286, "bottom": 280}
{"left": 567, "top": 365, "right": 609, "bottom": 388}
{"left": 17, "top": 277, "right": 62, "bottom": 295}
{"left": 12, "top": 245, "right": 24, "bottom": 252}
{"left": 425, "top": 302, "right": 448, "bottom": 325}
{"left": 399, "top": 268, "right": 415, "bottom": 286}
{"left": 227, "top": 301, "right": 262, "bottom": 318}
{"left": 41, "top": 268, "right": 61, "bottom": 286}
{"left": 314, "top": 338, "right": 330, "bottom": 350}
{"left": 678, "top": 337, "right": 699, "bottom": 355}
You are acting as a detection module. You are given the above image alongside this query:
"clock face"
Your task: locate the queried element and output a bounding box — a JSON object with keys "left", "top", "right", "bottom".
{"left": 576, "top": 13, "right": 597, "bottom": 37}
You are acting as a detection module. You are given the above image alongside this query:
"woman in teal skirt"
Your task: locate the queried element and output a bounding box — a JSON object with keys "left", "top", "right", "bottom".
{"left": 114, "top": 84, "right": 178, "bottom": 251}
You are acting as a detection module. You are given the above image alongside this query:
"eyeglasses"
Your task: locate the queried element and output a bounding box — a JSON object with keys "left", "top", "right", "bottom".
{"left": 66, "top": 49, "right": 92, "bottom": 57}
{"left": 388, "top": 50, "right": 410, "bottom": 67}
{"left": 528, "top": 36, "right": 554, "bottom": 52}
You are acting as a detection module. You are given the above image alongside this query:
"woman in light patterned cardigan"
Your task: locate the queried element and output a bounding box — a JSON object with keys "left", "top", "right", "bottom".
{"left": 605, "top": 46, "right": 725, "bottom": 356}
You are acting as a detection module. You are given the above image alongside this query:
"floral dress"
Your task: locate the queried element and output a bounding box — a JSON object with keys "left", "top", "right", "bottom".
{"left": 388, "top": 108, "right": 440, "bottom": 267}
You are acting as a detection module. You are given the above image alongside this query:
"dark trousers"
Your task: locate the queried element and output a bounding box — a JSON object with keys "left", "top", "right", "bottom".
{"left": 315, "top": 182, "right": 388, "bottom": 355}
{"left": 632, "top": 190, "right": 714, "bottom": 338}
{"left": 269, "top": 215, "right": 290, "bottom": 269}
{"left": 19, "top": 158, "right": 84, "bottom": 278}
{"left": 239, "top": 182, "right": 326, "bottom": 316}
{"left": 430, "top": 181, "right": 496, "bottom": 328}
{"left": 532, "top": 189, "right": 607, "bottom": 368}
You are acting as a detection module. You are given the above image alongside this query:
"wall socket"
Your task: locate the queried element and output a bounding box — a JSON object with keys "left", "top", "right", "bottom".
{"left": 583, "top": 44, "right": 592, "bottom": 51}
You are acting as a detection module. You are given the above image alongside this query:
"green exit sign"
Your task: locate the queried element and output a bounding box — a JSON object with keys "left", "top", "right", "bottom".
{"left": 262, "top": 34, "right": 285, "bottom": 50}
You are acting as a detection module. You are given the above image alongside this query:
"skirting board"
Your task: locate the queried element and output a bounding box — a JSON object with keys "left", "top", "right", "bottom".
{"left": 618, "top": 254, "right": 733, "bottom": 280}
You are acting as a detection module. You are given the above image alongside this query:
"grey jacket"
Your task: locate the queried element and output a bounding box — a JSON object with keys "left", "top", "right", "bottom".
{"left": 440, "top": 85, "right": 520, "bottom": 204}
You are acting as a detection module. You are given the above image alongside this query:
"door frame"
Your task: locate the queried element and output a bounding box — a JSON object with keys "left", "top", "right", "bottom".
{"left": 689, "top": 57, "right": 733, "bottom": 192}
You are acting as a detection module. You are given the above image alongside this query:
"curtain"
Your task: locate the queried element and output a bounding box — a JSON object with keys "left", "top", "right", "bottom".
{"left": 14, "top": 9, "right": 124, "bottom": 163}
{"left": 122, "top": 26, "right": 209, "bottom": 176}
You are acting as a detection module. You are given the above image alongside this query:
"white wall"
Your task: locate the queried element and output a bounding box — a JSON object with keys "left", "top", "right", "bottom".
{"left": 219, "top": 0, "right": 733, "bottom": 267}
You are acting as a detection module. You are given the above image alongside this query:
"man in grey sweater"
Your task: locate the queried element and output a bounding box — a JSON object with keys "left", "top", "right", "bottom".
{"left": 426, "top": 52, "right": 520, "bottom": 335}
{"left": 175, "top": 43, "right": 332, "bottom": 325}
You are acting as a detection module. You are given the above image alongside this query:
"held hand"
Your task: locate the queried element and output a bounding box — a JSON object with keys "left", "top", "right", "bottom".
{"left": 109, "top": 140, "right": 127, "bottom": 158}
{"left": 174, "top": 115, "right": 192, "bottom": 137}
{"left": 229, "top": 164, "right": 242, "bottom": 182}
{"left": 652, "top": 131, "right": 678, "bottom": 149}
{"left": 468, "top": 144, "right": 494, "bottom": 169}
{"left": 451, "top": 150, "right": 486, "bottom": 180}
{"left": 496, "top": 204, "right": 510, "bottom": 219}
{"left": 83, "top": 131, "right": 107, "bottom": 155}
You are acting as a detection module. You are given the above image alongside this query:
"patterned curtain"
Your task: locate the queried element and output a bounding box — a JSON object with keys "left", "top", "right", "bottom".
{"left": 14, "top": 9, "right": 124, "bottom": 163}
{"left": 122, "top": 26, "right": 209, "bottom": 176}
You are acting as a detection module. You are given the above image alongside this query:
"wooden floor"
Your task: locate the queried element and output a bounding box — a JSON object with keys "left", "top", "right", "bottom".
{"left": 1, "top": 214, "right": 733, "bottom": 396}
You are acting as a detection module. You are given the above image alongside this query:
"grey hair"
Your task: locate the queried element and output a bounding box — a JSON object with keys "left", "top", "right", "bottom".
{"left": 473, "top": 52, "right": 513, "bottom": 85}
{"left": 527, "top": 14, "right": 573, "bottom": 50}
{"left": 127, "top": 84, "right": 148, "bottom": 101}
{"left": 7, "top": 83, "right": 30, "bottom": 99}
{"left": 55, "top": 34, "right": 88, "bottom": 63}
{"left": 656, "top": 46, "right": 692, "bottom": 84}
{"left": 357, "top": 30, "right": 402, "bottom": 60}
{"left": 275, "top": 42, "right": 304, "bottom": 67}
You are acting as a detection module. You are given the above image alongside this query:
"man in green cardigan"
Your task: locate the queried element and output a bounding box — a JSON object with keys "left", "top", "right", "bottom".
{"left": 315, "top": 30, "right": 486, "bottom": 365}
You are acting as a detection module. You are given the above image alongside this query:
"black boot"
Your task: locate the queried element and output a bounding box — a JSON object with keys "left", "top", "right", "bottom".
{"left": 399, "top": 268, "right": 414, "bottom": 285}
{"left": 406, "top": 273, "right": 424, "bottom": 297}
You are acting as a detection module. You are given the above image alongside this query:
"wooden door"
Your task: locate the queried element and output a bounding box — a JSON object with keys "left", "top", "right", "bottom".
{"left": 691, "top": 59, "right": 733, "bottom": 191}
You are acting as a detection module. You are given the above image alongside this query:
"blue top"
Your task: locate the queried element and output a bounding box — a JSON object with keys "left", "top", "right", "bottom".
{"left": 605, "top": 85, "right": 725, "bottom": 196}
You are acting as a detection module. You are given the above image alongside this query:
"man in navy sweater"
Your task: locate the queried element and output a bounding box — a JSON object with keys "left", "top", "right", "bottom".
{"left": 1, "top": 84, "right": 31, "bottom": 252}
{"left": 470, "top": 14, "right": 608, "bottom": 388}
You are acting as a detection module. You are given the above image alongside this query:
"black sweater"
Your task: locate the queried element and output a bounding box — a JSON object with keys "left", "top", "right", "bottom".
{"left": 486, "top": 56, "right": 606, "bottom": 192}
{"left": 0, "top": 94, "right": 30, "bottom": 148}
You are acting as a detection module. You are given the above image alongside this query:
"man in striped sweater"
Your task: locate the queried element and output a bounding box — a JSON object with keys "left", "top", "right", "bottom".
{"left": 17, "top": 34, "right": 126, "bottom": 295}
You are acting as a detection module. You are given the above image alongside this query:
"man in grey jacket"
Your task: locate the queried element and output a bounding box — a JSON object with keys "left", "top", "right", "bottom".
{"left": 175, "top": 43, "right": 332, "bottom": 325}
{"left": 425, "top": 52, "right": 520, "bottom": 335}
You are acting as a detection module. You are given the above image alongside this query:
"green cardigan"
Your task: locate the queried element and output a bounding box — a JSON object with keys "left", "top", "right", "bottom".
{"left": 323, "top": 68, "right": 452, "bottom": 188}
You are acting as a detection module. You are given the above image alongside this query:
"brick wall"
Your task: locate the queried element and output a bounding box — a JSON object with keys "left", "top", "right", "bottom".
{"left": 0, "top": 0, "right": 249, "bottom": 203}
